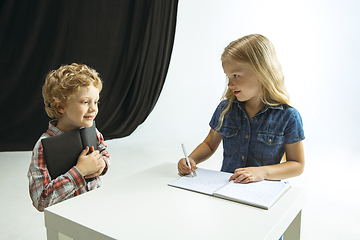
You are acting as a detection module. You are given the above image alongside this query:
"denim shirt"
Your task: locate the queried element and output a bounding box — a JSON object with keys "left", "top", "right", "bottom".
{"left": 209, "top": 99, "right": 305, "bottom": 173}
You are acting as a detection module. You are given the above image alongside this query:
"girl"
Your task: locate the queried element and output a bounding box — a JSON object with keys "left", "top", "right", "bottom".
{"left": 178, "top": 34, "right": 305, "bottom": 184}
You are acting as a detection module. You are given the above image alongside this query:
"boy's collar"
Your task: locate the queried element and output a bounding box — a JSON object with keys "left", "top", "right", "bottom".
{"left": 47, "top": 119, "right": 64, "bottom": 136}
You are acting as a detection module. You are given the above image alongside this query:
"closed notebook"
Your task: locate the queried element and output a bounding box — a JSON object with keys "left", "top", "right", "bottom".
{"left": 41, "top": 122, "right": 98, "bottom": 180}
{"left": 168, "top": 168, "right": 290, "bottom": 210}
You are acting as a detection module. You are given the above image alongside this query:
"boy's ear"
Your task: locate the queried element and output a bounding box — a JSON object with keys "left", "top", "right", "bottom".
{"left": 56, "top": 104, "right": 66, "bottom": 114}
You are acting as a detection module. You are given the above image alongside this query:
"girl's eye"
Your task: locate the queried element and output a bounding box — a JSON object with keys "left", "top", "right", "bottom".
{"left": 234, "top": 74, "right": 239, "bottom": 78}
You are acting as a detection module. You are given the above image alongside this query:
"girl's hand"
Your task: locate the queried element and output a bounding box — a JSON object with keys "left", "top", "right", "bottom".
{"left": 178, "top": 157, "right": 196, "bottom": 176}
{"left": 229, "top": 167, "right": 266, "bottom": 184}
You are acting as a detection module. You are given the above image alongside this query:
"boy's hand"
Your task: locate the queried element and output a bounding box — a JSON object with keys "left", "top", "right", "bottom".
{"left": 76, "top": 146, "right": 106, "bottom": 178}
{"left": 178, "top": 157, "right": 196, "bottom": 176}
{"left": 229, "top": 167, "right": 266, "bottom": 184}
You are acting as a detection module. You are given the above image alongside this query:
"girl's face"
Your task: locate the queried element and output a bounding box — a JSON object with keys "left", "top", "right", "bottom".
{"left": 56, "top": 85, "right": 100, "bottom": 132}
{"left": 222, "top": 59, "right": 262, "bottom": 106}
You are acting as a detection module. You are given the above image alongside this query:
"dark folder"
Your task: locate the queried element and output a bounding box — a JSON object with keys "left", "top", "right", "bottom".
{"left": 41, "top": 122, "right": 98, "bottom": 180}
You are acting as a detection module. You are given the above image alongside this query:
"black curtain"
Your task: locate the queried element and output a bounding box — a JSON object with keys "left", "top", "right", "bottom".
{"left": 0, "top": 0, "right": 178, "bottom": 151}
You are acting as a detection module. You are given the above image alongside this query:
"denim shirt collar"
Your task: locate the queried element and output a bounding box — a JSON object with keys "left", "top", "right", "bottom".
{"left": 235, "top": 100, "right": 284, "bottom": 116}
{"left": 209, "top": 99, "right": 304, "bottom": 172}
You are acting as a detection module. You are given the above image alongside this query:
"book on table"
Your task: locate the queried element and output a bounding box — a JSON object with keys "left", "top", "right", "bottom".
{"left": 168, "top": 168, "right": 290, "bottom": 210}
{"left": 41, "top": 121, "right": 98, "bottom": 180}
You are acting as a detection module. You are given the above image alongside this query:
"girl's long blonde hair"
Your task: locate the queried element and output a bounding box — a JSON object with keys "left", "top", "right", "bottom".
{"left": 217, "top": 34, "right": 290, "bottom": 130}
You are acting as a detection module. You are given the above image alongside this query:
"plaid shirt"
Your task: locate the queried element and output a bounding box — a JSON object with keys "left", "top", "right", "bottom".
{"left": 27, "top": 120, "right": 110, "bottom": 212}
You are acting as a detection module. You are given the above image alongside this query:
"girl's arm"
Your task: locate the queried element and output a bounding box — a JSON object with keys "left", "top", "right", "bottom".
{"left": 178, "top": 129, "right": 222, "bottom": 175}
{"left": 190, "top": 129, "right": 223, "bottom": 164}
{"left": 230, "top": 141, "right": 305, "bottom": 183}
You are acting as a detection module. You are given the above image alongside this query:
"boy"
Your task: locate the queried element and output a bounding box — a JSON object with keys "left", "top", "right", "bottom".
{"left": 27, "top": 63, "right": 110, "bottom": 212}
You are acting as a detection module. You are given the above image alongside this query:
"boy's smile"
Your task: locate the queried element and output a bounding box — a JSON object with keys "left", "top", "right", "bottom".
{"left": 56, "top": 85, "right": 100, "bottom": 132}
{"left": 84, "top": 115, "right": 96, "bottom": 120}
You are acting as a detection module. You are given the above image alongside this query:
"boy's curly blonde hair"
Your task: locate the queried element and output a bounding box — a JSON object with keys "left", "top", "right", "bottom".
{"left": 42, "top": 63, "right": 103, "bottom": 119}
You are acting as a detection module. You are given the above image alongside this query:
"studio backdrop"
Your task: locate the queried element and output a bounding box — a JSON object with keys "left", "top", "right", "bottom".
{"left": 0, "top": 0, "right": 178, "bottom": 151}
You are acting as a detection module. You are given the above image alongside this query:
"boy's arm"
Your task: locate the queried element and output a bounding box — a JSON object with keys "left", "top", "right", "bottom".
{"left": 27, "top": 140, "right": 86, "bottom": 212}
{"left": 95, "top": 129, "right": 110, "bottom": 175}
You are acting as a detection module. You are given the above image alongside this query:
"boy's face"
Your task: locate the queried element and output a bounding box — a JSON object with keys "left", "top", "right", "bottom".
{"left": 57, "top": 85, "right": 100, "bottom": 132}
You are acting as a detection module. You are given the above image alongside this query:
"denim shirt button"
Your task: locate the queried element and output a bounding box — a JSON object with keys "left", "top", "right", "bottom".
{"left": 210, "top": 99, "right": 305, "bottom": 173}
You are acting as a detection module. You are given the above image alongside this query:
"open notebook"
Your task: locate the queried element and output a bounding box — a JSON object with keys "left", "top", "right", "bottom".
{"left": 168, "top": 168, "right": 290, "bottom": 210}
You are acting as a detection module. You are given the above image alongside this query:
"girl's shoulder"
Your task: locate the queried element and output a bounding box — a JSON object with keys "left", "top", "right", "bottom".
{"left": 219, "top": 98, "right": 231, "bottom": 105}
{"left": 280, "top": 105, "right": 303, "bottom": 123}
{"left": 216, "top": 98, "right": 238, "bottom": 110}
{"left": 281, "top": 105, "right": 302, "bottom": 115}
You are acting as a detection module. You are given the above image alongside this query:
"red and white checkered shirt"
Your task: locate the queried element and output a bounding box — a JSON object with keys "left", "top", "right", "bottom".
{"left": 27, "top": 120, "right": 110, "bottom": 212}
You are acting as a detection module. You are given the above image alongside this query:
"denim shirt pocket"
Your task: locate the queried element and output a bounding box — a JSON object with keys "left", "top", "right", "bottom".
{"left": 255, "top": 131, "right": 284, "bottom": 163}
{"left": 219, "top": 125, "right": 241, "bottom": 155}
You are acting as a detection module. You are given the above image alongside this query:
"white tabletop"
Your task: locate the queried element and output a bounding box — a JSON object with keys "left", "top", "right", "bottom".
{"left": 44, "top": 162, "right": 305, "bottom": 240}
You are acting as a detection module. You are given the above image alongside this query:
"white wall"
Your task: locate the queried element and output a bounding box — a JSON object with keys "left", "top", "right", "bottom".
{"left": 131, "top": 0, "right": 360, "bottom": 154}
{"left": 114, "top": 1, "right": 360, "bottom": 239}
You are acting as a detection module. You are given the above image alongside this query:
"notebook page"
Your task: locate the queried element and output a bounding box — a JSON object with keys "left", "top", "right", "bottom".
{"left": 168, "top": 168, "right": 232, "bottom": 195}
{"left": 213, "top": 180, "right": 291, "bottom": 209}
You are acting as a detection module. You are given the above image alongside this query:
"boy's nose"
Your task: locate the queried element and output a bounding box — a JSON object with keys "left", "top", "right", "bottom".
{"left": 89, "top": 103, "right": 97, "bottom": 112}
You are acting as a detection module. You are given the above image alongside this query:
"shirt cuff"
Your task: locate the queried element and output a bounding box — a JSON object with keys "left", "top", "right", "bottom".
{"left": 67, "top": 166, "right": 86, "bottom": 188}
{"left": 100, "top": 158, "right": 109, "bottom": 176}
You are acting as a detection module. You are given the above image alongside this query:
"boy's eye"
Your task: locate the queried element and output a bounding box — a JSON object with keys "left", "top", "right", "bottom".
{"left": 234, "top": 74, "right": 239, "bottom": 78}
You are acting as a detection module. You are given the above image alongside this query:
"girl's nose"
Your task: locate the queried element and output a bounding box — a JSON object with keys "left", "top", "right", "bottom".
{"left": 226, "top": 76, "right": 234, "bottom": 87}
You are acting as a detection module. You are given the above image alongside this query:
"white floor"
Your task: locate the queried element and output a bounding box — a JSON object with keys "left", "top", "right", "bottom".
{"left": 0, "top": 134, "right": 359, "bottom": 240}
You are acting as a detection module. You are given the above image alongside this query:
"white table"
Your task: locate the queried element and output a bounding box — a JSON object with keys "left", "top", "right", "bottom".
{"left": 44, "top": 162, "right": 305, "bottom": 240}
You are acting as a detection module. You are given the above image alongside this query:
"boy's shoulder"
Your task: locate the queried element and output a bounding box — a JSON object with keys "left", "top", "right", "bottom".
{"left": 32, "top": 120, "right": 60, "bottom": 151}
{"left": 33, "top": 131, "right": 52, "bottom": 151}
